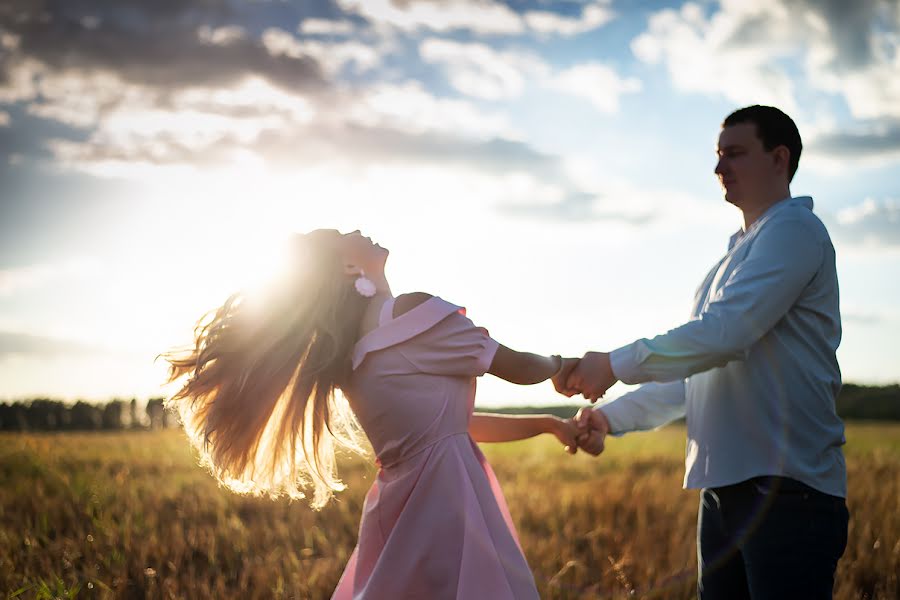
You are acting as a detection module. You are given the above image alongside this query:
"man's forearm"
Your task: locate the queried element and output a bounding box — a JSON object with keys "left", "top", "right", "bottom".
{"left": 611, "top": 219, "right": 823, "bottom": 385}
{"left": 609, "top": 318, "right": 747, "bottom": 385}
{"left": 598, "top": 380, "right": 687, "bottom": 433}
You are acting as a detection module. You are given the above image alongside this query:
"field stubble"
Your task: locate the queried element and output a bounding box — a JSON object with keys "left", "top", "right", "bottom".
{"left": 1, "top": 424, "right": 897, "bottom": 599}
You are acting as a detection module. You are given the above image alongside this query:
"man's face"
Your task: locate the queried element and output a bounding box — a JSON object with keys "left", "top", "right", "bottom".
{"left": 714, "top": 122, "right": 778, "bottom": 208}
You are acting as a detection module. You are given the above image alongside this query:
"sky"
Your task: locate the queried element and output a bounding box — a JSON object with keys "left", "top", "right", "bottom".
{"left": 1, "top": 0, "right": 899, "bottom": 407}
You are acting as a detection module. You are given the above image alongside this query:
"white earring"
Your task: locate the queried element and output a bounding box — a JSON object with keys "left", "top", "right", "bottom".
{"left": 354, "top": 270, "right": 377, "bottom": 298}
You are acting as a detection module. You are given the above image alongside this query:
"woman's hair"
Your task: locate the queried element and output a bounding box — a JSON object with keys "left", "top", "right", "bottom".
{"left": 162, "top": 230, "right": 368, "bottom": 508}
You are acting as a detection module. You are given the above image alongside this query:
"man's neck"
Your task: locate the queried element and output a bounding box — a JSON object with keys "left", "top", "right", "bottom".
{"left": 742, "top": 189, "right": 791, "bottom": 230}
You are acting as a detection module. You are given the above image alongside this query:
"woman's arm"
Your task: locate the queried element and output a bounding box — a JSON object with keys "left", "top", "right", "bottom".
{"left": 488, "top": 345, "right": 578, "bottom": 385}
{"left": 391, "top": 294, "right": 576, "bottom": 387}
{"left": 469, "top": 412, "right": 579, "bottom": 453}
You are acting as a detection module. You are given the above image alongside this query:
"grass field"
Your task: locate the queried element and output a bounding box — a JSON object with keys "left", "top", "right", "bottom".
{"left": 1, "top": 423, "right": 898, "bottom": 599}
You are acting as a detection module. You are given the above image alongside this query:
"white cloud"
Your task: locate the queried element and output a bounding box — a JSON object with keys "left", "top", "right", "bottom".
{"left": 4, "top": 28, "right": 331, "bottom": 134}
{"left": 804, "top": 117, "right": 900, "bottom": 170}
{"left": 631, "top": 1, "right": 798, "bottom": 113}
{"left": 813, "top": 55, "right": 900, "bottom": 120}
{"left": 110, "top": 109, "right": 277, "bottom": 149}
{"left": 797, "top": 1, "right": 900, "bottom": 120}
{"left": 524, "top": 1, "right": 615, "bottom": 37}
{"left": 308, "top": 40, "right": 383, "bottom": 75}
{"left": 419, "top": 38, "right": 640, "bottom": 113}
{"left": 831, "top": 198, "right": 900, "bottom": 247}
{"left": 562, "top": 156, "right": 736, "bottom": 229}
{"left": 261, "top": 27, "right": 311, "bottom": 57}
{"left": 262, "top": 28, "right": 382, "bottom": 75}
{"left": 174, "top": 78, "right": 317, "bottom": 122}
{"left": 547, "top": 63, "right": 642, "bottom": 113}
{"left": 43, "top": 76, "right": 524, "bottom": 177}
{"left": 837, "top": 198, "right": 900, "bottom": 226}
{"left": 0, "top": 32, "right": 19, "bottom": 50}
{"left": 842, "top": 307, "right": 899, "bottom": 326}
{"left": 29, "top": 71, "right": 316, "bottom": 158}
{"left": 419, "top": 39, "right": 547, "bottom": 100}
{"left": 24, "top": 69, "right": 142, "bottom": 128}
{"left": 299, "top": 18, "right": 356, "bottom": 36}
{"left": 337, "top": 0, "right": 617, "bottom": 37}
{"left": 336, "top": 0, "right": 524, "bottom": 35}
{"left": 0, "top": 259, "right": 101, "bottom": 297}
{"left": 197, "top": 25, "right": 246, "bottom": 46}
{"left": 632, "top": 0, "right": 900, "bottom": 121}
{"left": 0, "top": 57, "right": 42, "bottom": 104}
{"left": 346, "top": 80, "right": 516, "bottom": 138}
{"left": 36, "top": 74, "right": 318, "bottom": 176}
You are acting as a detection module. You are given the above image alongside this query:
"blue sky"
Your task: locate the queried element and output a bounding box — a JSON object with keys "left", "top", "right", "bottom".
{"left": 1, "top": 0, "right": 899, "bottom": 405}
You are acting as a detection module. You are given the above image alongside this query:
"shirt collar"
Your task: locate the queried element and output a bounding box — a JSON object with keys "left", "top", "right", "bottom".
{"left": 728, "top": 196, "right": 814, "bottom": 250}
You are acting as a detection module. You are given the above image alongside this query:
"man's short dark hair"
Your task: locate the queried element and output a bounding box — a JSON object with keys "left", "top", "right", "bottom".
{"left": 723, "top": 105, "right": 802, "bottom": 182}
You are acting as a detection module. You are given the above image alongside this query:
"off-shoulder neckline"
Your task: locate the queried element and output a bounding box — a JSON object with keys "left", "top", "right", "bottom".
{"left": 357, "top": 295, "right": 441, "bottom": 346}
{"left": 351, "top": 296, "right": 463, "bottom": 370}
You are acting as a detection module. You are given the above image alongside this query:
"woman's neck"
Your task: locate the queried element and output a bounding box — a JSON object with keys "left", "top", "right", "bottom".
{"left": 356, "top": 287, "right": 394, "bottom": 341}
{"left": 368, "top": 271, "right": 391, "bottom": 297}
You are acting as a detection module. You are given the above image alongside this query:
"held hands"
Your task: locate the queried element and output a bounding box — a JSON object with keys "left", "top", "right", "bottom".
{"left": 547, "top": 352, "right": 616, "bottom": 456}
{"left": 547, "top": 416, "right": 580, "bottom": 455}
{"left": 565, "top": 351, "right": 618, "bottom": 403}
{"left": 574, "top": 407, "right": 610, "bottom": 456}
{"left": 550, "top": 357, "right": 581, "bottom": 397}
{"left": 544, "top": 409, "right": 611, "bottom": 457}
{"left": 551, "top": 352, "right": 618, "bottom": 456}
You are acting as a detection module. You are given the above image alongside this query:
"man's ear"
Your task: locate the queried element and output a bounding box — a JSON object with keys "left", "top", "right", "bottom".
{"left": 772, "top": 145, "right": 790, "bottom": 177}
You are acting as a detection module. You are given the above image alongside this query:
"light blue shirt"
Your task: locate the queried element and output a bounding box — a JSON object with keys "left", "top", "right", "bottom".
{"left": 603, "top": 196, "right": 846, "bottom": 497}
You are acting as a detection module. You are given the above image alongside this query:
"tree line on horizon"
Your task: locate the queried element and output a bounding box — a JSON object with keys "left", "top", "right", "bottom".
{"left": 0, "top": 383, "right": 898, "bottom": 432}
{"left": 0, "top": 398, "right": 172, "bottom": 432}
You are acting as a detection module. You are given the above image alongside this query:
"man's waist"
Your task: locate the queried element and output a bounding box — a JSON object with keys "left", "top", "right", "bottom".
{"left": 710, "top": 475, "right": 845, "bottom": 503}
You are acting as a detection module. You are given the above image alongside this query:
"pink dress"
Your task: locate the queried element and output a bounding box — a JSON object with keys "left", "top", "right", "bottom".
{"left": 332, "top": 296, "right": 539, "bottom": 599}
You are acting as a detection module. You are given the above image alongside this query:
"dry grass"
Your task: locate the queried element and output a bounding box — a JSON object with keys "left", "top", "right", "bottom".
{"left": 1, "top": 423, "right": 897, "bottom": 599}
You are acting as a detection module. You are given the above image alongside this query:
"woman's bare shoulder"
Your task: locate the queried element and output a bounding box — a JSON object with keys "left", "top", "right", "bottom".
{"left": 393, "top": 292, "right": 435, "bottom": 318}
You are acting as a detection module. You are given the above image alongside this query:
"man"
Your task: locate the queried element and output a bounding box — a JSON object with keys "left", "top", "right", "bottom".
{"left": 557, "top": 106, "right": 849, "bottom": 599}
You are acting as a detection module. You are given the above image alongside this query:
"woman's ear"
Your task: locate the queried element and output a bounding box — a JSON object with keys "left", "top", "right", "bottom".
{"left": 343, "top": 262, "right": 362, "bottom": 277}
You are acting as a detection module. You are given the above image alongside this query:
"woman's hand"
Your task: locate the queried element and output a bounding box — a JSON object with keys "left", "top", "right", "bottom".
{"left": 550, "top": 357, "right": 581, "bottom": 397}
{"left": 547, "top": 416, "right": 579, "bottom": 454}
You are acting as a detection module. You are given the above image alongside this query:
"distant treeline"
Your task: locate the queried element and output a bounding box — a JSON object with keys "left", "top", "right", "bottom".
{"left": 1, "top": 383, "right": 898, "bottom": 431}
{"left": 0, "top": 398, "right": 172, "bottom": 431}
{"left": 478, "top": 383, "right": 900, "bottom": 422}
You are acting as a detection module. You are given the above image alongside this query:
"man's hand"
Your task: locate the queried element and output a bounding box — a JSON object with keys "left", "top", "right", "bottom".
{"left": 574, "top": 406, "right": 611, "bottom": 456}
{"left": 551, "top": 357, "right": 581, "bottom": 397}
{"left": 567, "top": 351, "right": 617, "bottom": 402}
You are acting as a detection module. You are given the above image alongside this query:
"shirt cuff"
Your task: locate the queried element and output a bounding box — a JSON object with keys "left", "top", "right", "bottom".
{"left": 609, "top": 342, "right": 644, "bottom": 385}
{"left": 595, "top": 401, "right": 628, "bottom": 435}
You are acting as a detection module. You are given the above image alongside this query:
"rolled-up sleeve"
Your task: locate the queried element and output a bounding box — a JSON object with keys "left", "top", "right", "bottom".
{"left": 610, "top": 217, "right": 825, "bottom": 384}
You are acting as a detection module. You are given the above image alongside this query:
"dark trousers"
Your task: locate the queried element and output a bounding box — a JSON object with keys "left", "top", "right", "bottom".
{"left": 697, "top": 476, "right": 849, "bottom": 600}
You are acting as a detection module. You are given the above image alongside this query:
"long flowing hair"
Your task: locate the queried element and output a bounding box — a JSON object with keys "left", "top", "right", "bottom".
{"left": 162, "top": 230, "right": 368, "bottom": 508}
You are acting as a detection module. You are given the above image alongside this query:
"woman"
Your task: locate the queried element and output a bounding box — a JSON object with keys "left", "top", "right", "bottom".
{"left": 163, "top": 229, "right": 580, "bottom": 599}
